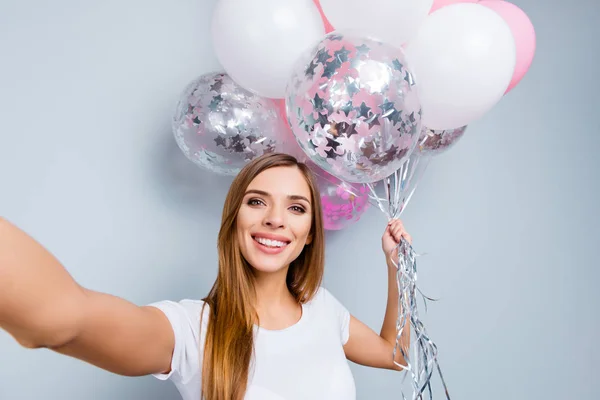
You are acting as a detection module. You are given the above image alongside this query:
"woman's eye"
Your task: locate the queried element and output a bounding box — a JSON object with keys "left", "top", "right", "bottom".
{"left": 290, "top": 205, "right": 306, "bottom": 213}
{"left": 247, "top": 198, "right": 264, "bottom": 206}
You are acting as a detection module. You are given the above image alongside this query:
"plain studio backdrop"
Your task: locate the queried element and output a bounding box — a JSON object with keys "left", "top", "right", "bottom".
{"left": 0, "top": 0, "right": 598, "bottom": 399}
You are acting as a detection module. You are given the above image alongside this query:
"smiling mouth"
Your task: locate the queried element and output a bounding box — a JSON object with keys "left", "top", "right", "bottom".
{"left": 252, "top": 236, "right": 290, "bottom": 249}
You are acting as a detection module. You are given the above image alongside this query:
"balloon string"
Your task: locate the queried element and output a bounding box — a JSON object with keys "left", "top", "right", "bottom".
{"left": 367, "top": 155, "right": 447, "bottom": 399}
{"left": 391, "top": 239, "right": 451, "bottom": 400}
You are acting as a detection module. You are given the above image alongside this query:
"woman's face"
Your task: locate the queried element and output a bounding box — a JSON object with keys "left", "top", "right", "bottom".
{"left": 236, "top": 166, "right": 313, "bottom": 274}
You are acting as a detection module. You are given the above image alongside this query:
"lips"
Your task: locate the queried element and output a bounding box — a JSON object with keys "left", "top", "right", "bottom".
{"left": 251, "top": 233, "right": 291, "bottom": 254}
{"left": 253, "top": 236, "right": 288, "bottom": 248}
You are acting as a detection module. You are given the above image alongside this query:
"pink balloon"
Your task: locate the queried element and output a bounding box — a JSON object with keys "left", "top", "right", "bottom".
{"left": 479, "top": 0, "right": 536, "bottom": 93}
{"left": 273, "top": 99, "right": 287, "bottom": 120}
{"left": 312, "top": 167, "right": 370, "bottom": 231}
{"left": 271, "top": 99, "right": 307, "bottom": 161}
{"left": 429, "top": 0, "right": 478, "bottom": 14}
{"left": 312, "top": 0, "right": 335, "bottom": 33}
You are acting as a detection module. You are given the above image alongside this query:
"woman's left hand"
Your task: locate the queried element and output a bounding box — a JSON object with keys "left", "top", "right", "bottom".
{"left": 381, "top": 219, "right": 412, "bottom": 262}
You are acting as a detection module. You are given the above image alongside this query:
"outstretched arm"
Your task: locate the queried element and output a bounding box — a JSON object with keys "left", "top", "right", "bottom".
{"left": 0, "top": 217, "right": 175, "bottom": 376}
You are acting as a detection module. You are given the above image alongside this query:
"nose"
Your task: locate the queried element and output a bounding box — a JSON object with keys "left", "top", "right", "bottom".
{"left": 263, "top": 204, "right": 285, "bottom": 229}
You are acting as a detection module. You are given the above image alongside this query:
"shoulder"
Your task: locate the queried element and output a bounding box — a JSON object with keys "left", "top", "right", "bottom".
{"left": 308, "top": 287, "right": 348, "bottom": 312}
{"left": 147, "top": 299, "right": 210, "bottom": 334}
{"left": 310, "top": 286, "right": 339, "bottom": 300}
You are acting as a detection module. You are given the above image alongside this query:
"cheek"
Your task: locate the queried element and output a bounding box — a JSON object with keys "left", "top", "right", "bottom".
{"left": 296, "top": 216, "right": 313, "bottom": 242}
{"left": 236, "top": 208, "right": 253, "bottom": 231}
{"left": 235, "top": 213, "right": 249, "bottom": 244}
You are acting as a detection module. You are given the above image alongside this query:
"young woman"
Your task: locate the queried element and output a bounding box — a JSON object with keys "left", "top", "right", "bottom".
{"left": 0, "top": 152, "right": 412, "bottom": 400}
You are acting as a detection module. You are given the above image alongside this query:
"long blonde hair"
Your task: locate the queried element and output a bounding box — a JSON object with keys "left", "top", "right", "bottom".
{"left": 201, "top": 152, "right": 325, "bottom": 400}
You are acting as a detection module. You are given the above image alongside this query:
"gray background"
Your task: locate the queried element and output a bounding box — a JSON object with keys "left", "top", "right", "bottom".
{"left": 0, "top": 0, "right": 598, "bottom": 399}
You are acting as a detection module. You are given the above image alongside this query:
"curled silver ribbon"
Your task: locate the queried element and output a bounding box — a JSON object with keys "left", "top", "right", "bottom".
{"left": 367, "top": 153, "right": 450, "bottom": 400}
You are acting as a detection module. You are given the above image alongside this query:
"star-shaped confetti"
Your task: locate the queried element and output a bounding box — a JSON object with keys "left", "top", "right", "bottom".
{"left": 325, "top": 148, "right": 339, "bottom": 159}
{"left": 326, "top": 137, "right": 341, "bottom": 151}
{"left": 312, "top": 93, "right": 325, "bottom": 111}
{"left": 379, "top": 100, "right": 396, "bottom": 117}
{"left": 340, "top": 100, "right": 354, "bottom": 117}
{"left": 389, "top": 109, "right": 403, "bottom": 125}
{"left": 334, "top": 47, "right": 351, "bottom": 63}
{"left": 392, "top": 59, "right": 404, "bottom": 72}
{"left": 209, "top": 79, "right": 223, "bottom": 92}
{"left": 316, "top": 48, "right": 331, "bottom": 64}
{"left": 347, "top": 82, "right": 360, "bottom": 98}
{"left": 357, "top": 102, "right": 372, "bottom": 119}
{"left": 305, "top": 61, "right": 318, "bottom": 78}
{"left": 341, "top": 123, "right": 358, "bottom": 138}
{"left": 208, "top": 95, "right": 223, "bottom": 112}
{"left": 317, "top": 113, "right": 329, "bottom": 128}
{"left": 356, "top": 44, "right": 370, "bottom": 54}
{"left": 214, "top": 136, "right": 227, "bottom": 147}
{"left": 233, "top": 142, "right": 246, "bottom": 153}
{"left": 322, "top": 59, "right": 342, "bottom": 78}
{"left": 383, "top": 144, "right": 399, "bottom": 162}
{"left": 361, "top": 141, "right": 378, "bottom": 159}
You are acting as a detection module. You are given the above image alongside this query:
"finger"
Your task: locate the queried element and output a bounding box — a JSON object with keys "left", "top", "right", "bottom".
{"left": 393, "top": 223, "right": 406, "bottom": 238}
{"left": 392, "top": 227, "right": 403, "bottom": 242}
{"left": 392, "top": 226, "right": 411, "bottom": 245}
{"left": 383, "top": 227, "right": 393, "bottom": 241}
{"left": 388, "top": 218, "right": 401, "bottom": 228}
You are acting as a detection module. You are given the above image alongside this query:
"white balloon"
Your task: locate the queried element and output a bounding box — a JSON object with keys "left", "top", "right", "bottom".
{"left": 319, "top": 0, "right": 433, "bottom": 47}
{"left": 211, "top": 0, "right": 325, "bottom": 99}
{"left": 404, "top": 3, "right": 516, "bottom": 130}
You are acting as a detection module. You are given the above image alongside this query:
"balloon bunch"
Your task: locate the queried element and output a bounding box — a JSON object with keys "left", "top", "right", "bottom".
{"left": 172, "top": 0, "right": 535, "bottom": 397}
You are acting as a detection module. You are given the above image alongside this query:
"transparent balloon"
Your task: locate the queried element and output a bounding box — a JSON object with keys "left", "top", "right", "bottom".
{"left": 309, "top": 163, "right": 370, "bottom": 231}
{"left": 173, "top": 72, "right": 292, "bottom": 175}
{"left": 418, "top": 125, "right": 467, "bottom": 156}
{"left": 286, "top": 32, "right": 422, "bottom": 184}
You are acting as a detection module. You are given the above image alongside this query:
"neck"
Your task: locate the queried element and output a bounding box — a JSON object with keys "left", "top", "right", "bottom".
{"left": 252, "top": 265, "right": 295, "bottom": 312}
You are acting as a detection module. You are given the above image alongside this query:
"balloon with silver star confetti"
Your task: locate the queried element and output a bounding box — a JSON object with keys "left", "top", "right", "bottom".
{"left": 173, "top": 72, "right": 292, "bottom": 175}
{"left": 285, "top": 32, "right": 422, "bottom": 184}
{"left": 418, "top": 125, "right": 467, "bottom": 156}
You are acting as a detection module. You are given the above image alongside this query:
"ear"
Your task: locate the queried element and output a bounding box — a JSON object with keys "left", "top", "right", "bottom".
{"left": 305, "top": 233, "right": 313, "bottom": 246}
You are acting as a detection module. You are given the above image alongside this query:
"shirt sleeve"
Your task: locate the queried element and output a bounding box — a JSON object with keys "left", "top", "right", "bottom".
{"left": 319, "top": 287, "right": 351, "bottom": 345}
{"left": 146, "top": 299, "right": 208, "bottom": 384}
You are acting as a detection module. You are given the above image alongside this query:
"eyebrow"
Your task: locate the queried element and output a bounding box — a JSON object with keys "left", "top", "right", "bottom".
{"left": 245, "top": 189, "right": 311, "bottom": 205}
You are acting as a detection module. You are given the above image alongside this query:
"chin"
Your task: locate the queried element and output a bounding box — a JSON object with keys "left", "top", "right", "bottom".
{"left": 247, "top": 257, "right": 289, "bottom": 274}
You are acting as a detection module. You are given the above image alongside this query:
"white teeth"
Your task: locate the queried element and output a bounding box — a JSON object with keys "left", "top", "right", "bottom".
{"left": 254, "top": 237, "right": 288, "bottom": 248}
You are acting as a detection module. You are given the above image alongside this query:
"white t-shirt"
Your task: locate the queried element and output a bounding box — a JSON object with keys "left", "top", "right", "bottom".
{"left": 148, "top": 287, "right": 356, "bottom": 400}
